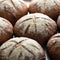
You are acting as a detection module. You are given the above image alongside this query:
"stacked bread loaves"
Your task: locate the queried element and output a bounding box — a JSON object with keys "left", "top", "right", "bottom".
{"left": 0, "top": 0, "right": 60, "bottom": 60}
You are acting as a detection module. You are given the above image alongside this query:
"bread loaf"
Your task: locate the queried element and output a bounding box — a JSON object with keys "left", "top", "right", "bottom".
{"left": 0, "top": 37, "right": 45, "bottom": 60}
{"left": 14, "top": 13, "right": 57, "bottom": 45}
{"left": 0, "top": 0, "right": 28, "bottom": 25}
{"left": 47, "top": 33, "right": 60, "bottom": 60}
{"left": 0, "top": 17, "right": 13, "bottom": 45}
{"left": 29, "top": 0, "right": 60, "bottom": 19}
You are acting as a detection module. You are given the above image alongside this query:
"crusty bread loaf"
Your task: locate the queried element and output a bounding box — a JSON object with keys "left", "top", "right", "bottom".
{"left": 14, "top": 13, "right": 57, "bottom": 46}
{"left": 47, "top": 33, "right": 60, "bottom": 60}
{"left": 0, "top": 17, "right": 13, "bottom": 45}
{"left": 29, "top": 0, "right": 60, "bottom": 19}
{"left": 0, "top": 0, "right": 28, "bottom": 25}
{"left": 0, "top": 37, "right": 45, "bottom": 60}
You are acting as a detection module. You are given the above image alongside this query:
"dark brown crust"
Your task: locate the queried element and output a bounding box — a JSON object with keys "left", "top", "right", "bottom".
{"left": 47, "top": 33, "right": 60, "bottom": 60}
{"left": 0, "top": 17, "right": 13, "bottom": 45}
{"left": 57, "top": 16, "right": 60, "bottom": 31}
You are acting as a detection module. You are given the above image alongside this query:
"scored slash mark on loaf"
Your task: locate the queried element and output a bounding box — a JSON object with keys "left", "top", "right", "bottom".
{"left": 10, "top": 39, "right": 27, "bottom": 44}
{"left": 8, "top": 39, "right": 27, "bottom": 57}
{"left": 1, "top": 44, "right": 12, "bottom": 50}
{"left": 18, "top": 52, "right": 22, "bottom": 60}
{"left": 8, "top": 44, "right": 18, "bottom": 57}
{"left": 11, "top": 0, "right": 18, "bottom": 11}
{"left": 11, "top": 0, "right": 25, "bottom": 13}
{"left": 11, "top": 0, "right": 22, "bottom": 12}
{"left": 24, "top": 16, "right": 41, "bottom": 34}
{"left": 54, "top": 0, "right": 60, "bottom": 8}
{"left": 19, "top": 18, "right": 32, "bottom": 24}
{"left": 19, "top": 17, "right": 40, "bottom": 24}
{"left": 33, "top": 16, "right": 37, "bottom": 34}
{"left": 24, "top": 16, "right": 39, "bottom": 34}
{"left": 22, "top": 45, "right": 35, "bottom": 59}
{"left": 24, "top": 24, "right": 30, "bottom": 34}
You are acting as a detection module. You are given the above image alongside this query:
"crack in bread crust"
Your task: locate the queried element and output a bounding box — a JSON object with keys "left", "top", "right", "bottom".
{"left": 8, "top": 39, "right": 28, "bottom": 57}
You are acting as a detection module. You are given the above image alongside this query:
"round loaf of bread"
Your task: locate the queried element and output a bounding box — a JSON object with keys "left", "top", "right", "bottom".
{"left": 0, "top": 0, "right": 28, "bottom": 25}
{"left": 29, "top": 0, "right": 60, "bottom": 19}
{"left": 0, "top": 17, "right": 13, "bottom": 45}
{"left": 0, "top": 37, "right": 45, "bottom": 60}
{"left": 47, "top": 33, "right": 60, "bottom": 60}
{"left": 14, "top": 13, "right": 57, "bottom": 45}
